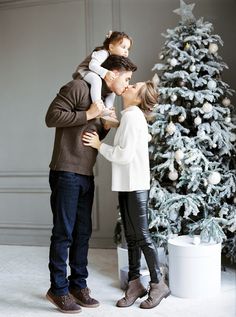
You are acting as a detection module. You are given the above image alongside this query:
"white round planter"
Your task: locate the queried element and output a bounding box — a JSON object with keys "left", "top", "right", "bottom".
{"left": 168, "top": 235, "right": 221, "bottom": 298}
{"left": 117, "top": 245, "right": 167, "bottom": 290}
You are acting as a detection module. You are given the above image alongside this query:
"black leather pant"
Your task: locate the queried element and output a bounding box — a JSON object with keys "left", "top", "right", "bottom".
{"left": 119, "top": 190, "right": 162, "bottom": 283}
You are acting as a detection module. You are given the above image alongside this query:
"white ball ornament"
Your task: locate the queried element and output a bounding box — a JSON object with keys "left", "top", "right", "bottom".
{"left": 202, "top": 102, "right": 213, "bottom": 113}
{"left": 194, "top": 116, "right": 202, "bottom": 125}
{"left": 175, "top": 149, "right": 184, "bottom": 161}
{"left": 159, "top": 53, "right": 164, "bottom": 60}
{"left": 233, "top": 197, "right": 236, "bottom": 204}
{"left": 222, "top": 97, "right": 231, "bottom": 107}
{"left": 212, "top": 143, "right": 217, "bottom": 148}
{"left": 166, "top": 122, "right": 176, "bottom": 135}
{"left": 189, "top": 64, "right": 196, "bottom": 72}
{"left": 207, "top": 80, "right": 217, "bottom": 90}
{"left": 192, "top": 236, "right": 201, "bottom": 245}
{"left": 178, "top": 115, "right": 186, "bottom": 122}
{"left": 208, "top": 171, "right": 221, "bottom": 185}
{"left": 170, "top": 58, "right": 178, "bottom": 67}
{"left": 170, "top": 94, "right": 178, "bottom": 102}
{"left": 208, "top": 43, "right": 218, "bottom": 54}
{"left": 225, "top": 117, "right": 231, "bottom": 123}
{"left": 168, "top": 170, "right": 178, "bottom": 181}
{"left": 230, "top": 134, "right": 236, "bottom": 142}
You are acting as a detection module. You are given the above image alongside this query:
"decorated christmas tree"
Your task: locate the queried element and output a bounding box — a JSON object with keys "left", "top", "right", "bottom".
{"left": 148, "top": 0, "right": 236, "bottom": 261}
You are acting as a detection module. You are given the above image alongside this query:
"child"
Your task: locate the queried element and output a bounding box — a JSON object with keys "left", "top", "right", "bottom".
{"left": 72, "top": 31, "right": 133, "bottom": 127}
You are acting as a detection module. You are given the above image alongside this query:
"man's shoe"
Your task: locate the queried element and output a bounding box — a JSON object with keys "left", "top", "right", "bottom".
{"left": 46, "top": 289, "right": 82, "bottom": 313}
{"left": 70, "top": 287, "right": 100, "bottom": 308}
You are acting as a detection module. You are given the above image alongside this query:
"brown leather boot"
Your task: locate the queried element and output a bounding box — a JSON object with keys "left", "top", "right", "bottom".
{"left": 116, "top": 277, "right": 147, "bottom": 307}
{"left": 70, "top": 287, "right": 100, "bottom": 308}
{"left": 140, "top": 279, "right": 171, "bottom": 309}
{"left": 46, "top": 289, "right": 82, "bottom": 313}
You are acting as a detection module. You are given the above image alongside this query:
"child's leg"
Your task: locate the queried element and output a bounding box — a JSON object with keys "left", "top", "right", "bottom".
{"left": 104, "top": 92, "right": 116, "bottom": 109}
{"left": 83, "top": 72, "right": 102, "bottom": 102}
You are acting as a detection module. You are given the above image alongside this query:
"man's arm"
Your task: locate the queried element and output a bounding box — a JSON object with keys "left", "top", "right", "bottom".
{"left": 45, "top": 81, "right": 103, "bottom": 128}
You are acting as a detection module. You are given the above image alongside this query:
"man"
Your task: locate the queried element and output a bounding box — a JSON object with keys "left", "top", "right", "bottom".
{"left": 45, "top": 55, "right": 137, "bottom": 314}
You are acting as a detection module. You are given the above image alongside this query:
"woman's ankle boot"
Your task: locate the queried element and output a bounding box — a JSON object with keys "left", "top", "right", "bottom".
{"left": 140, "top": 279, "right": 171, "bottom": 309}
{"left": 116, "top": 277, "right": 147, "bottom": 307}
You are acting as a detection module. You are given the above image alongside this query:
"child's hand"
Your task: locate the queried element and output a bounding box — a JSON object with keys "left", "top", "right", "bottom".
{"left": 82, "top": 131, "right": 101, "bottom": 150}
{"left": 105, "top": 71, "right": 117, "bottom": 81}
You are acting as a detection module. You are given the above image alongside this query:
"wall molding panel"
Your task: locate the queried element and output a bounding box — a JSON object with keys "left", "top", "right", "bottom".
{"left": 0, "top": 0, "right": 80, "bottom": 10}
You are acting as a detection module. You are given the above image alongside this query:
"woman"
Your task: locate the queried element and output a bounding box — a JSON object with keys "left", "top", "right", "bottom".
{"left": 82, "top": 81, "right": 170, "bottom": 309}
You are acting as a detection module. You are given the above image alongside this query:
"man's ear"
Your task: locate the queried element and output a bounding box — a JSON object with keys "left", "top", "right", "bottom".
{"left": 112, "top": 69, "right": 120, "bottom": 77}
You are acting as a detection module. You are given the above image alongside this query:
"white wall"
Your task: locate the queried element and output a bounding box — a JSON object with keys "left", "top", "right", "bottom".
{"left": 0, "top": 0, "right": 235, "bottom": 247}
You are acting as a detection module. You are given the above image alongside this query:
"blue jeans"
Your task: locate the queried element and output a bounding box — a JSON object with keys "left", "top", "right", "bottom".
{"left": 48, "top": 170, "right": 94, "bottom": 295}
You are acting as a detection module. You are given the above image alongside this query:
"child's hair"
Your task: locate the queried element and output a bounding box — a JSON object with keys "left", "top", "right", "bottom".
{"left": 137, "top": 81, "right": 159, "bottom": 116}
{"left": 94, "top": 31, "right": 133, "bottom": 52}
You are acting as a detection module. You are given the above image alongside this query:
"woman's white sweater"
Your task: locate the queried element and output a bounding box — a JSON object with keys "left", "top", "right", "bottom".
{"left": 99, "top": 105, "right": 150, "bottom": 192}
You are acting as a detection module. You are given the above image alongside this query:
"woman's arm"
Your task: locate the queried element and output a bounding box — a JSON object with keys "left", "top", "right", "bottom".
{"left": 83, "top": 112, "right": 139, "bottom": 165}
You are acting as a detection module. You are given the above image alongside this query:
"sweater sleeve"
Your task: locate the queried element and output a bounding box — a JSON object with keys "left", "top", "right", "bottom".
{"left": 88, "top": 50, "right": 109, "bottom": 79}
{"left": 99, "top": 111, "right": 139, "bottom": 165}
{"left": 45, "top": 81, "right": 88, "bottom": 128}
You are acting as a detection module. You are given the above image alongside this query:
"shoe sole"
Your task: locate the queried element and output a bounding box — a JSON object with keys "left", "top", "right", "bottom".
{"left": 74, "top": 298, "right": 100, "bottom": 308}
{"left": 116, "top": 290, "right": 148, "bottom": 308}
{"left": 140, "top": 290, "right": 171, "bottom": 309}
{"left": 46, "top": 293, "right": 82, "bottom": 314}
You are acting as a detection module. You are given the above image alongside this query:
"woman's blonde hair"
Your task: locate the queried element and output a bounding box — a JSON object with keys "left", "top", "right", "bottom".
{"left": 137, "top": 81, "right": 159, "bottom": 117}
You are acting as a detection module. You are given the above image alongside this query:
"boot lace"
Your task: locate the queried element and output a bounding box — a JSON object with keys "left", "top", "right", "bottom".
{"left": 80, "top": 287, "right": 91, "bottom": 300}
{"left": 61, "top": 294, "right": 74, "bottom": 305}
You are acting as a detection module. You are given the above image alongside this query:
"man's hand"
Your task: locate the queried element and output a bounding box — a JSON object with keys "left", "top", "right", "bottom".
{"left": 86, "top": 100, "right": 105, "bottom": 121}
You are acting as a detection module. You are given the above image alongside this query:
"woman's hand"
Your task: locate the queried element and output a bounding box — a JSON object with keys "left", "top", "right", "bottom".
{"left": 82, "top": 132, "right": 101, "bottom": 150}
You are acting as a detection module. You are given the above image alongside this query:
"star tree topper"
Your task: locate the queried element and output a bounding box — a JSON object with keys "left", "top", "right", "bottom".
{"left": 173, "top": 0, "right": 196, "bottom": 24}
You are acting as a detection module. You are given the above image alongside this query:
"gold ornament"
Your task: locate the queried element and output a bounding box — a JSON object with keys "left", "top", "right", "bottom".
{"left": 184, "top": 42, "right": 191, "bottom": 50}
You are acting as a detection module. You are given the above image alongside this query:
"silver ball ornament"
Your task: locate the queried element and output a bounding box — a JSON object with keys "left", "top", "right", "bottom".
{"left": 207, "top": 80, "right": 217, "bottom": 90}
{"left": 189, "top": 64, "right": 196, "bottom": 72}
{"left": 230, "top": 134, "right": 236, "bottom": 142}
{"left": 222, "top": 98, "right": 231, "bottom": 106}
{"left": 175, "top": 149, "right": 184, "bottom": 161}
{"left": 178, "top": 115, "right": 186, "bottom": 122}
{"left": 208, "top": 43, "right": 218, "bottom": 54}
{"left": 202, "top": 102, "right": 213, "bottom": 113}
{"left": 168, "top": 170, "right": 178, "bottom": 181}
{"left": 194, "top": 116, "right": 202, "bottom": 125}
{"left": 170, "top": 58, "right": 178, "bottom": 67}
{"left": 170, "top": 94, "right": 178, "bottom": 102}
{"left": 166, "top": 122, "right": 176, "bottom": 135}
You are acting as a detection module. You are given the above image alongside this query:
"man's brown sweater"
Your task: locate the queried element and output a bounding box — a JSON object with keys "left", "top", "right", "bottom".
{"left": 45, "top": 79, "right": 109, "bottom": 175}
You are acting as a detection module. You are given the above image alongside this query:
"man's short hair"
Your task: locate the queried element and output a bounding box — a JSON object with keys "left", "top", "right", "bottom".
{"left": 101, "top": 55, "right": 137, "bottom": 73}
